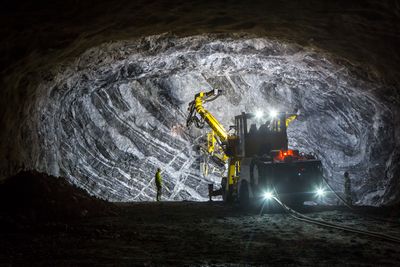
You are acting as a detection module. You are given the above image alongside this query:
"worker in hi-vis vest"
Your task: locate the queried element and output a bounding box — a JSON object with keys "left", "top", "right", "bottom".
{"left": 155, "top": 168, "right": 162, "bottom": 202}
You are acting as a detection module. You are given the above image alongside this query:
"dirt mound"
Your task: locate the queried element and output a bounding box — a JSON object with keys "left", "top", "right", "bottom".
{"left": 0, "top": 171, "right": 116, "bottom": 223}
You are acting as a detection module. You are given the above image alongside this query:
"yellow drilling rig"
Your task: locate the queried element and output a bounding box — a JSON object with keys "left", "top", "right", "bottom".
{"left": 186, "top": 89, "right": 324, "bottom": 205}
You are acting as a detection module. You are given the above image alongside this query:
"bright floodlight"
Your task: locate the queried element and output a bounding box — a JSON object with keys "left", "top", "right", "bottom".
{"left": 263, "top": 191, "right": 274, "bottom": 200}
{"left": 255, "top": 110, "right": 264, "bottom": 119}
{"left": 269, "top": 109, "right": 278, "bottom": 118}
{"left": 316, "top": 188, "right": 325, "bottom": 197}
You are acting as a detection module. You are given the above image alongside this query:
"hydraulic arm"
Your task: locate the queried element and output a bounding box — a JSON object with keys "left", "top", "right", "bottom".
{"left": 187, "top": 89, "right": 239, "bottom": 200}
{"left": 187, "top": 89, "right": 228, "bottom": 142}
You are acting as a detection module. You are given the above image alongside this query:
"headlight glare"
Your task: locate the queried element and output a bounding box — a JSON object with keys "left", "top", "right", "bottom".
{"left": 316, "top": 188, "right": 325, "bottom": 197}
{"left": 263, "top": 191, "right": 274, "bottom": 200}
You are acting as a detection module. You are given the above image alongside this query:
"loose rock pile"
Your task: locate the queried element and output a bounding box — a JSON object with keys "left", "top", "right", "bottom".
{"left": 0, "top": 171, "right": 116, "bottom": 223}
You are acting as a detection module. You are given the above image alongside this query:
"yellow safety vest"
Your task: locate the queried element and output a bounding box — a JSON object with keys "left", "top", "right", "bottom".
{"left": 155, "top": 171, "right": 162, "bottom": 187}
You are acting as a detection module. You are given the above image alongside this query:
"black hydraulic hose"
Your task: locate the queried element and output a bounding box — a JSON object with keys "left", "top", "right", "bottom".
{"left": 204, "top": 89, "right": 224, "bottom": 102}
{"left": 204, "top": 95, "right": 220, "bottom": 103}
{"left": 272, "top": 196, "right": 400, "bottom": 244}
{"left": 321, "top": 175, "right": 400, "bottom": 225}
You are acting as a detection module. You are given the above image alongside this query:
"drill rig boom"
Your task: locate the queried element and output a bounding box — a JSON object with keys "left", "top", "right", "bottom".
{"left": 187, "top": 89, "right": 228, "bottom": 142}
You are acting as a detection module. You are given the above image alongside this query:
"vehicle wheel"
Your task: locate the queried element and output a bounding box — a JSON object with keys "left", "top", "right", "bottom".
{"left": 250, "top": 160, "right": 260, "bottom": 198}
{"left": 239, "top": 180, "right": 249, "bottom": 205}
{"left": 221, "top": 177, "right": 227, "bottom": 202}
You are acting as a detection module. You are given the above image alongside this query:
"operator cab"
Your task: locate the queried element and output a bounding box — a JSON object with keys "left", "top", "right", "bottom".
{"left": 234, "top": 111, "right": 295, "bottom": 159}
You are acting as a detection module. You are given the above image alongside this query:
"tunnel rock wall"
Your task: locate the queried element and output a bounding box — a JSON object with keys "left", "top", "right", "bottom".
{"left": 1, "top": 34, "right": 398, "bottom": 204}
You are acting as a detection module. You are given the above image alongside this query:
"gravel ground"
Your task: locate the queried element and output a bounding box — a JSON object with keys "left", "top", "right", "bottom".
{"left": 1, "top": 201, "right": 399, "bottom": 266}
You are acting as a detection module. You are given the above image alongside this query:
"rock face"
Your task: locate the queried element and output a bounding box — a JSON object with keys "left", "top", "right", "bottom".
{"left": 0, "top": 34, "right": 398, "bottom": 204}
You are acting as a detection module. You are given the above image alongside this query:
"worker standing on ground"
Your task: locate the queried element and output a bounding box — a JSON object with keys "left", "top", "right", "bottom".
{"left": 344, "top": 171, "right": 352, "bottom": 205}
{"left": 155, "top": 168, "right": 162, "bottom": 202}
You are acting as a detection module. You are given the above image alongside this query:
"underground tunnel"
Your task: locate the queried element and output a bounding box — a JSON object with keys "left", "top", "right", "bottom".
{"left": 1, "top": 34, "right": 399, "bottom": 205}
{"left": 1, "top": 0, "right": 400, "bottom": 265}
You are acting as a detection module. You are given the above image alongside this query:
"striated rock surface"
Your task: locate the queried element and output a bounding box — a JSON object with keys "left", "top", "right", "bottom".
{"left": 0, "top": 34, "right": 399, "bottom": 204}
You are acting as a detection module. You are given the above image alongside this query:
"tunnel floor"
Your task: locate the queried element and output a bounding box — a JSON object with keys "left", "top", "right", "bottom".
{"left": 1, "top": 202, "right": 400, "bottom": 266}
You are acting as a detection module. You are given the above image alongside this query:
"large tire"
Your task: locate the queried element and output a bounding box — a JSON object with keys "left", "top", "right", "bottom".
{"left": 239, "top": 180, "right": 249, "bottom": 205}
{"left": 249, "top": 160, "right": 260, "bottom": 198}
{"left": 221, "top": 177, "right": 227, "bottom": 202}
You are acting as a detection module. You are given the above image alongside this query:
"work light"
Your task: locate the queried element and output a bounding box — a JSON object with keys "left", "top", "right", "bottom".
{"left": 269, "top": 109, "right": 278, "bottom": 118}
{"left": 255, "top": 110, "right": 264, "bottom": 119}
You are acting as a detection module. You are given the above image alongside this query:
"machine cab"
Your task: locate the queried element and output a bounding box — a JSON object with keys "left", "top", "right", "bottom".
{"left": 234, "top": 111, "right": 294, "bottom": 158}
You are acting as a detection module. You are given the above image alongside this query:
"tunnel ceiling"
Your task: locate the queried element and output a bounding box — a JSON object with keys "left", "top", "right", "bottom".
{"left": 1, "top": 0, "right": 400, "bottom": 205}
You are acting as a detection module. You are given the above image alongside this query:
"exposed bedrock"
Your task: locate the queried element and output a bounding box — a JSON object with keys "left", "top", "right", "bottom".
{"left": 1, "top": 34, "right": 399, "bottom": 204}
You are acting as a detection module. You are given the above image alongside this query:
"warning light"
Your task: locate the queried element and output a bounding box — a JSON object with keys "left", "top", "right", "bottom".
{"left": 276, "top": 149, "right": 294, "bottom": 161}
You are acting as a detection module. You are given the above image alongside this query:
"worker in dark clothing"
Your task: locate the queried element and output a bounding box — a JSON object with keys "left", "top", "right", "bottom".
{"left": 155, "top": 168, "right": 162, "bottom": 202}
{"left": 344, "top": 171, "right": 352, "bottom": 205}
